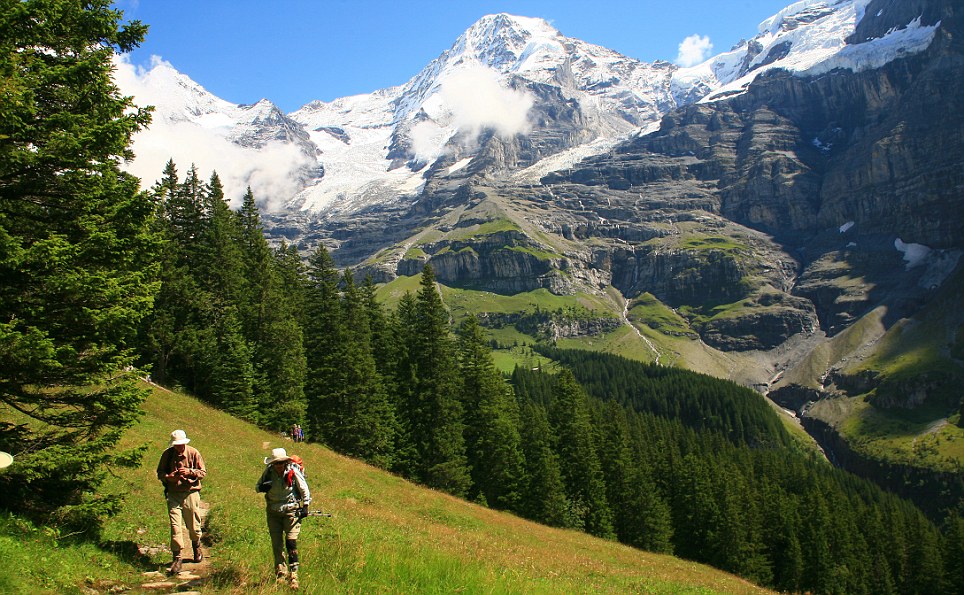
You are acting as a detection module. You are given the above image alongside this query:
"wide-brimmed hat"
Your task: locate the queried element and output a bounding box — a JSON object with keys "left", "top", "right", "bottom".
{"left": 169, "top": 429, "right": 191, "bottom": 446}
{"left": 264, "top": 447, "right": 292, "bottom": 465}
{"left": 0, "top": 451, "right": 12, "bottom": 469}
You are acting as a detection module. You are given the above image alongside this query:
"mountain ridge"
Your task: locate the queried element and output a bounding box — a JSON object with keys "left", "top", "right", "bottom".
{"left": 118, "top": 1, "right": 944, "bottom": 221}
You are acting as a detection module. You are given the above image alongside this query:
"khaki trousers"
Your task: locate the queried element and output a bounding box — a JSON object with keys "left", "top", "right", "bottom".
{"left": 167, "top": 491, "right": 202, "bottom": 558}
{"left": 266, "top": 510, "right": 301, "bottom": 567}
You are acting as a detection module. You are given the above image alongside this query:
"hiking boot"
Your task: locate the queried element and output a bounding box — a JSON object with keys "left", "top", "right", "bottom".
{"left": 275, "top": 564, "right": 287, "bottom": 583}
{"left": 192, "top": 541, "right": 203, "bottom": 563}
{"left": 289, "top": 569, "right": 299, "bottom": 590}
{"left": 169, "top": 557, "right": 182, "bottom": 575}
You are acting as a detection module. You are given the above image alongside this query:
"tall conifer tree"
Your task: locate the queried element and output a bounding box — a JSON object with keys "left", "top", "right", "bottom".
{"left": 0, "top": 0, "right": 158, "bottom": 527}
{"left": 457, "top": 316, "right": 524, "bottom": 509}
{"left": 549, "top": 369, "right": 614, "bottom": 538}
{"left": 336, "top": 270, "right": 396, "bottom": 467}
{"left": 409, "top": 266, "right": 470, "bottom": 496}
{"left": 303, "top": 244, "right": 348, "bottom": 444}
{"left": 237, "top": 194, "right": 306, "bottom": 432}
{"left": 391, "top": 291, "right": 420, "bottom": 478}
{"left": 597, "top": 401, "right": 673, "bottom": 552}
{"left": 202, "top": 305, "right": 257, "bottom": 421}
{"left": 519, "top": 403, "right": 572, "bottom": 527}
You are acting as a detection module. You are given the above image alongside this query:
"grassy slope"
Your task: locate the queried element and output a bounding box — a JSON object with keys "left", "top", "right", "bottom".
{"left": 15, "top": 383, "right": 769, "bottom": 595}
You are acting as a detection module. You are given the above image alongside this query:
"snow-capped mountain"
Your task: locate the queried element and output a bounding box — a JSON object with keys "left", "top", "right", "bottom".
{"left": 681, "top": 0, "right": 940, "bottom": 102}
{"left": 286, "top": 13, "right": 697, "bottom": 215}
{"left": 116, "top": 0, "right": 942, "bottom": 217}
{"left": 114, "top": 58, "right": 320, "bottom": 210}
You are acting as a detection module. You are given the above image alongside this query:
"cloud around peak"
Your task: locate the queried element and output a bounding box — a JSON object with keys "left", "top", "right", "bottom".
{"left": 113, "top": 55, "right": 314, "bottom": 212}
{"left": 675, "top": 34, "right": 714, "bottom": 67}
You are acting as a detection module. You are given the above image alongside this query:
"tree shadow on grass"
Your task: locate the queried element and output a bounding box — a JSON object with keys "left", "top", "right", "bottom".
{"left": 100, "top": 539, "right": 160, "bottom": 571}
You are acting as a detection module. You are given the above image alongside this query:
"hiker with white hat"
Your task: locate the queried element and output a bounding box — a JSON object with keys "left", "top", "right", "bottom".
{"left": 156, "top": 429, "right": 207, "bottom": 575}
{"left": 256, "top": 447, "right": 311, "bottom": 589}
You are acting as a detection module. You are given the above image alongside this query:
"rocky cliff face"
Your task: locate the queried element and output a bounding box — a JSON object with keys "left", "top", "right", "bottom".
{"left": 397, "top": 230, "right": 560, "bottom": 294}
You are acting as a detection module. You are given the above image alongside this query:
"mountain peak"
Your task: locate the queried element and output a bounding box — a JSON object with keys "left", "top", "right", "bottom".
{"left": 470, "top": 13, "right": 558, "bottom": 36}
{"left": 454, "top": 13, "right": 563, "bottom": 71}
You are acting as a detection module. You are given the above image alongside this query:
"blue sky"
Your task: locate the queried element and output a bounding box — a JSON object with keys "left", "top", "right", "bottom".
{"left": 114, "top": 0, "right": 792, "bottom": 113}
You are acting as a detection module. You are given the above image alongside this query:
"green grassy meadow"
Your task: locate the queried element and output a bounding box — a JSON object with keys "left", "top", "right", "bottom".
{"left": 0, "top": 382, "right": 773, "bottom": 594}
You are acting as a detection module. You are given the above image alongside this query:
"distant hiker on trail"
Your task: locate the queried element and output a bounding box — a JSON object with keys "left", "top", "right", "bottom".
{"left": 257, "top": 447, "right": 311, "bottom": 589}
{"left": 156, "top": 429, "right": 207, "bottom": 575}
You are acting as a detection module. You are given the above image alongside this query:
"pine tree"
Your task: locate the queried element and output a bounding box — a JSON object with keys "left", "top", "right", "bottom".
{"left": 905, "top": 511, "right": 944, "bottom": 594}
{"left": 408, "top": 266, "right": 471, "bottom": 496}
{"left": 671, "top": 452, "right": 721, "bottom": 561}
{"left": 303, "top": 244, "right": 348, "bottom": 445}
{"left": 202, "top": 305, "right": 257, "bottom": 421}
{"left": 196, "top": 172, "right": 246, "bottom": 311}
{"left": 145, "top": 163, "right": 213, "bottom": 395}
{"left": 519, "top": 403, "right": 572, "bottom": 527}
{"left": 798, "top": 485, "right": 834, "bottom": 594}
{"left": 142, "top": 160, "right": 185, "bottom": 385}
{"left": 236, "top": 190, "right": 306, "bottom": 432}
{"left": 941, "top": 512, "right": 964, "bottom": 595}
{"left": 714, "top": 463, "right": 772, "bottom": 585}
{"left": 457, "top": 316, "right": 524, "bottom": 509}
{"left": 549, "top": 369, "right": 614, "bottom": 538}
{"left": 363, "top": 276, "right": 397, "bottom": 393}
{"left": 597, "top": 402, "right": 672, "bottom": 552}
{"left": 167, "top": 165, "right": 206, "bottom": 253}
{"left": 236, "top": 187, "right": 270, "bottom": 340}
{"left": 274, "top": 241, "right": 307, "bottom": 321}
{"left": 257, "top": 302, "right": 307, "bottom": 432}
{"left": 761, "top": 482, "right": 803, "bottom": 592}
{"left": 337, "top": 270, "right": 396, "bottom": 468}
{"left": 391, "top": 291, "right": 420, "bottom": 479}
{"left": 0, "top": 0, "right": 157, "bottom": 529}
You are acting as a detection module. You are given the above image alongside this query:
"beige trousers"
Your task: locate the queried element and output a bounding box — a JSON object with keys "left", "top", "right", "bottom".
{"left": 167, "top": 491, "right": 202, "bottom": 558}
{"left": 266, "top": 510, "right": 301, "bottom": 567}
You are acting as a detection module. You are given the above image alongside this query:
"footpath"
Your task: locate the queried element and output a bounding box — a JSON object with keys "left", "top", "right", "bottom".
{"left": 138, "top": 500, "right": 212, "bottom": 594}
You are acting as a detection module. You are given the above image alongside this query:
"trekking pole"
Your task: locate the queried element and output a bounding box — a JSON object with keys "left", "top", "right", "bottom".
{"left": 296, "top": 504, "right": 332, "bottom": 523}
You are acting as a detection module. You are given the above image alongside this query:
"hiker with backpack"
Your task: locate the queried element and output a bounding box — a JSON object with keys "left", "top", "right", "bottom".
{"left": 156, "top": 429, "right": 207, "bottom": 575}
{"left": 257, "top": 447, "right": 310, "bottom": 589}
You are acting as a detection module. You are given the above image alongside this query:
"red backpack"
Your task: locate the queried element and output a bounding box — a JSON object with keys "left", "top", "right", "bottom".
{"left": 284, "top": 455, "right": 305, "bottom": 487}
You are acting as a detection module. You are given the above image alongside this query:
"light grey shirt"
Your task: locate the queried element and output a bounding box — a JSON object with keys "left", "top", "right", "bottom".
{"left": 257, "top": 463, "right": 310, "bottom": 514}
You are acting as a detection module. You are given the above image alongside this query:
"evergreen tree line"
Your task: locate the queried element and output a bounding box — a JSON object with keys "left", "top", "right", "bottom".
{"left": 536, "top": 347, "right": 792, "bottom": 449}
{"left": 141, "top": 164, "right": 961, "bottom": 594}
{"left": 513, "top": 362, "right": 962, "bottom": 594}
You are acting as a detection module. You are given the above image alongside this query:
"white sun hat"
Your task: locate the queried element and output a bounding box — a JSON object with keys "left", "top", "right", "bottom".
{"left": 169, "top": 429, "right": 191, "bottom": 446}
{"left": 264, "top": 448, "right": 292, "bottom": 465}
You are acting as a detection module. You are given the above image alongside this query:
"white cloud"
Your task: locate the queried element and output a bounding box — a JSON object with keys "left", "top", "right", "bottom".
{"left": 439, "top": 63, "right": 534, "bottom": 143}
{"left": 409, "top": 119, "right": 448, "bottom": 165}
{"left": 113, "top": 55, "right": 313, "bottom": 212}
{"left": 675, "top": 34, "right": 714, "bottom": 67}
